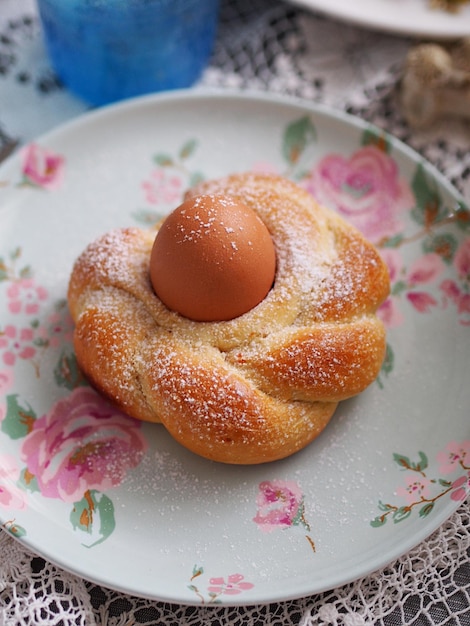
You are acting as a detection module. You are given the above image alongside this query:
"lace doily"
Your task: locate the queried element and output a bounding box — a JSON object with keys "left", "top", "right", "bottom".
{"left": 1, "top": 503, "right": 469, "bottom": 625}
{"left": 0, "top": 0, "right": 469, "bottom": 624}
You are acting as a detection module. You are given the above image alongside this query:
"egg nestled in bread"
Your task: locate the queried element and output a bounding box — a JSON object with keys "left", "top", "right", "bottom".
{"left": 67, "top": 173, "right": 390, "bottom": 464}
{"left": 149, "top": 194, "right": 276, "bottom": 322}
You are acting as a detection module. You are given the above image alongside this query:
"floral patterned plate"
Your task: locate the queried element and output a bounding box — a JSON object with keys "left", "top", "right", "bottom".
{"left": 0, "top": 91, "right": 469, "bottom": 606}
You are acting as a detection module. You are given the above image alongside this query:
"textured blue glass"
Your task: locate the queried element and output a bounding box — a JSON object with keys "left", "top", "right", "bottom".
{"left": 37, "top": 0, "right": 220, "bottom": 106}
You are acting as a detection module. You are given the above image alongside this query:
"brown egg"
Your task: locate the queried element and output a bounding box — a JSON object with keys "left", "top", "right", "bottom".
{"left": 149, "top": 194, "right": 276, "bottom": 321}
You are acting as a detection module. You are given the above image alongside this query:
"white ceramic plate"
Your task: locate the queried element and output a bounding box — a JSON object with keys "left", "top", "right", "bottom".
{"left": 0, "top": 91, "right": 469, "bottom": 606}
{"left": 287, "top": 0, "right": 470, "bottom": 38}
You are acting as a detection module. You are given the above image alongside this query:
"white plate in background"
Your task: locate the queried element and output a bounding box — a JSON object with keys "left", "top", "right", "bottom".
{"left": 288, "top": 0, "right": 470, "bottom": 38}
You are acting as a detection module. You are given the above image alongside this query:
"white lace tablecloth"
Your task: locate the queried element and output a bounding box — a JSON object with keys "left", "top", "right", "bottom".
{"left": 1, "top": 0, "right": 469, "bottom": 624}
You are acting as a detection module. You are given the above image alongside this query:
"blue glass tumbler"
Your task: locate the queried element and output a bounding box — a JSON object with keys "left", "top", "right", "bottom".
{"left": 36, "top": 0, "right": 220, "bottom": 106}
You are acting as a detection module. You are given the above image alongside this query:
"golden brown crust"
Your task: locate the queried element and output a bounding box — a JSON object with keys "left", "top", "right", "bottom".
{"left": 67, "top": 173, "right": 390, "bottom": 464}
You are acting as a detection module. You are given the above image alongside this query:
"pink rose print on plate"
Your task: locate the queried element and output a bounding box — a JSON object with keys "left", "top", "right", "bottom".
{"left": 188, "top": 566, "right": 254, "bottom": 604}
{"left": 207, "top": 574, "right": 254, "bottom": 596}
{"left": 454, "top": 237, "right": 470, "bottom": 278}
{"left": 6, "top": 278, "right": 48, "bottom": 315}
{"left": 34, "top": 306, "right": 74, "bottom": 349}
{"left": 301, "top": 145, "right": 414, "bottom": 243}
{"left": 440, "top": 442, "right": 470, "bottom": 502}
{"left": 0, "top": 369, "right": 14, "bottom": 398}
{"left": 251, "top": 161, "right": 280, "bottom": 175}
{"left": 440, "top": 237, "right": 470, "bottom": 325}
{"left": 253, "top": 479, "right": 315, "bottom": 551}
{"left": 20, "top": 387, "right": 147, "bottom": 503}
{"left": 21, "top": 143, "right": 65, "bottom": 190}
{"left": 437, "top": 441, "right": 470, "bottom": 474}
{"left": 142, "top": 169, "right": 183, "bottom": 205}
{"left": 449, "top": 472, "right": 470, "bottom": 502}
{"left": 253, "top": 480, "right": 305, "bottom": 532}
{"left": 1, "top": 290, "right": 73, "bottom": 376}
{"left": 407, "top": 253, "right": 446, "bottom": 288}
{"left": 377, "top": 249, "right": 405, "bottom": 328}
{"left": 0, "top": 325, "right": 36, "bottom": 367}
{"left": 0, "top": 369, "right": 14, "bottom": 423}
{"left": 395, "top": 474, "right": 433, "bottom": 505}
{"left": 0, "top": 454, "right": 28, "bottom": 511}
{"left": 378, "top": 249, "right": 445, "bottom": 328}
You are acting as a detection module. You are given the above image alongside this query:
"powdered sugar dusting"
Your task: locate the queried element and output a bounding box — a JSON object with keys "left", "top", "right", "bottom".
{"left": 68, "top": 172, "right": 389, "bottom": 464}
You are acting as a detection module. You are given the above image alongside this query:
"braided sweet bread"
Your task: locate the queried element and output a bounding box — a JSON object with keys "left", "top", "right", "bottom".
{"left": 67, "top": 173, "right": 390, "bottom": 464}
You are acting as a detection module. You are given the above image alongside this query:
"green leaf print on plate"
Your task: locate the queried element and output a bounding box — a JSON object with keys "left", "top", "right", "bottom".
{"left": 371, "top": 442, "right": 470, "bottom": 527}
{"left": 70, "top": 489, "right": 116, "bottom": 548}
